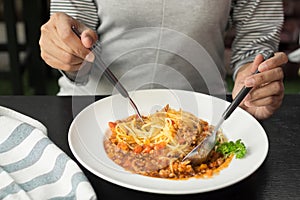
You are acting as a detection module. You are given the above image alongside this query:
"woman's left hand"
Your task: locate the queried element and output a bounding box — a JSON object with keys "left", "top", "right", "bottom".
{"left": 232, "top": 52, "right": 288, "bottom": 120}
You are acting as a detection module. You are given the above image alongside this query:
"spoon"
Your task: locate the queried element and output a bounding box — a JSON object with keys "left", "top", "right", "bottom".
{"left": 182, "top": 52, "right": 274, "bottom": 164}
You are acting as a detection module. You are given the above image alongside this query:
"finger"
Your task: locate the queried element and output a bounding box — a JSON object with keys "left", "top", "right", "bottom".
{"left": 244, "top": 94, "right": 283, "bottom": 108}
{"left": 55, "top": 27, "right": 90, "bottom": 60}
{"left": 80, "top": 28, "right": 98, "bottom": 49}
{"left": 40, "top": 13, "right": 94, "bottom": 73}
{"left": 41, "top": 34, "right": 84, "bottom": 67}
{"left": 249, "top": 54, "right": 265, "bottom": 73}
{"left": 41, "top": 47, "right": 83, "bottom": 71}
{"left": 243, "top": 94, "right": 283, "bottom": 120}
{"left": 85, "top": 52, "right": 96, "bottom": 63}
{"left": 258, "top": 52, "right": 288, "bottom": 72}
{"left": 40, "top": 28, "right": 83, "bottom": 70}
{"left": 246, "top": 80, "right": 284, "bottom": 103}
{"left": 52, "top": 14, "right": 91, "bottom": 59}
{"left": 244, "top": 66, "right": 284, "bottom": 87}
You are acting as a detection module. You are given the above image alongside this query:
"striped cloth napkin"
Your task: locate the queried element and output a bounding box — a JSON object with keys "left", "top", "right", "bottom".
{"left": 0, "top": 106, "right": 96, "bottom": 200}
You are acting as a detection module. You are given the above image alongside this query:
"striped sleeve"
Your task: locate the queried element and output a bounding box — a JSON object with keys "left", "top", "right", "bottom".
{"left": 50, "top": 0, "right": 99, "bottom": 30}
{"left": 230, "top": 0, "right": 284, "bottom": 79}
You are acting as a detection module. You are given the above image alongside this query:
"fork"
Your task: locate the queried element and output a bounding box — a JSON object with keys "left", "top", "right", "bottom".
{"left": 71, "top": 26, "right": 144, "bottom": 122}
{"left": 182, "top": 52, "right": 274, "bottom": 164}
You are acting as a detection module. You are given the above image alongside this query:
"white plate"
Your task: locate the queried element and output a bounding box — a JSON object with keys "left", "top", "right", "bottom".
{"left": 68, "top": 89, "right": 268, "bottom": 194}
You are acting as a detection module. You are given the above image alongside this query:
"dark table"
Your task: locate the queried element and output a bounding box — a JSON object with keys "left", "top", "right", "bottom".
{"left": 0, "top": 95, "right": 299, "bottom": 200}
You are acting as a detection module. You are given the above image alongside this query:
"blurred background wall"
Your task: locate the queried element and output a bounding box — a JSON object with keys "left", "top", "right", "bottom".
{"left": 0, "top": 0, "right": 57, "bottom": 95}
{"left": 0, "top": 0, "right": 299, "bottom": 95}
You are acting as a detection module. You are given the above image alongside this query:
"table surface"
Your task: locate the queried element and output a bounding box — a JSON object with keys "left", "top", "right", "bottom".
{"left": 0, "top": 94, "right": 299, "bottom": 200}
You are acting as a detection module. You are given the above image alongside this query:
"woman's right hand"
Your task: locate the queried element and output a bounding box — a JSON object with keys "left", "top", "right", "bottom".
{"left": 39, "top": 12, "right": 98, "bottom": 72}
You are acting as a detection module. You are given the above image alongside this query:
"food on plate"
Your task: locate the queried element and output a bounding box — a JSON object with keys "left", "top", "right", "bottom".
{"left": 104, "top": 105, "right": 246, "bottom": 179}
{"left": 216, "top": 139, "right": 247, "bottom": 159}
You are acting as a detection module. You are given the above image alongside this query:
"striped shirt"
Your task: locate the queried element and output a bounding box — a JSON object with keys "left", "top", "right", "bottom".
{"left": 50, "top": 0, "right": 284, "bottom": 95}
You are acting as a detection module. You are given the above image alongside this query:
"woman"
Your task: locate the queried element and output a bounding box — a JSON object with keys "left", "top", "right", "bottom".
{"left": 39, "top": 0, "right": 288, "bottom": 120}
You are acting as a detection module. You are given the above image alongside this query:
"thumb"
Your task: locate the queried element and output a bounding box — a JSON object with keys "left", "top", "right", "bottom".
{"left": 77, "top": 25, "right": 98, "bottom": 49}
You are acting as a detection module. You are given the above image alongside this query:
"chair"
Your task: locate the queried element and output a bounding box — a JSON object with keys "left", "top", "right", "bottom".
{"left": 0, "top": 0, "right": 49, "bottom": 94}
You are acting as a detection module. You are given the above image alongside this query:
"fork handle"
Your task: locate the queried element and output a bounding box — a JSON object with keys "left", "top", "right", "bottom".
{"left": 71, "top": 26, "right": 130, "bottom": 98}
{"left": 222, "top": 52, "right": 274, "bottom": 120}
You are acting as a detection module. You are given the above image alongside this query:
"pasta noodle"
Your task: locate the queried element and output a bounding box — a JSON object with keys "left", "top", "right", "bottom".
{"left": 104, "top": 105, "right": 232, "bottom": 179}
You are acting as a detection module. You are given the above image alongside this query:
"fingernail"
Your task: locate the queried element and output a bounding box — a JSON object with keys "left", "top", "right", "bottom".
{"left": 258, "top": 63, "right": 268, "bottom": 71}
{"left": 245, "top": 78, "right": 255, "bottom": 87}
{"left": 85, "top": 52, "right": 95, "bottom": 62}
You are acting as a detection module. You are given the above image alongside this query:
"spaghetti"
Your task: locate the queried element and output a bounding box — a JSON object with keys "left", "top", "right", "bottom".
{"left": 104, "top": 105, "right": 231, "bottom": 179}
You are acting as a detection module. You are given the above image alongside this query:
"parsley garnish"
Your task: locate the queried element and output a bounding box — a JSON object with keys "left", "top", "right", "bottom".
{"left": 216, "top": 139, "right": 247, "bottom": 158}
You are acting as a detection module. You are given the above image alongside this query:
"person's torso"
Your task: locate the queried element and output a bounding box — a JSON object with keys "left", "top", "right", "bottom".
{"left": 62, "top": 0, "right": 232, "bottom": 95}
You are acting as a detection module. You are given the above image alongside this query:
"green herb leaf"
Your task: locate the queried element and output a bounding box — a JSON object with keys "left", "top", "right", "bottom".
{"left": 216, "top": 139, "right": 247, "bottom": 159}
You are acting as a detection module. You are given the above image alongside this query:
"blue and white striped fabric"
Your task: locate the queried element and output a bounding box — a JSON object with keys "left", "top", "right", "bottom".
{"left": 0, "top": 106, "right": 96, "bottom": 200}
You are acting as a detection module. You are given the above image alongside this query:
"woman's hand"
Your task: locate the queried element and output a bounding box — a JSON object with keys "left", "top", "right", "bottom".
{"left": 232, "top": 52, "right": 288, "bottom": 120}
{"left": 39, "top": 12, "right": 98, "bottom": 72}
